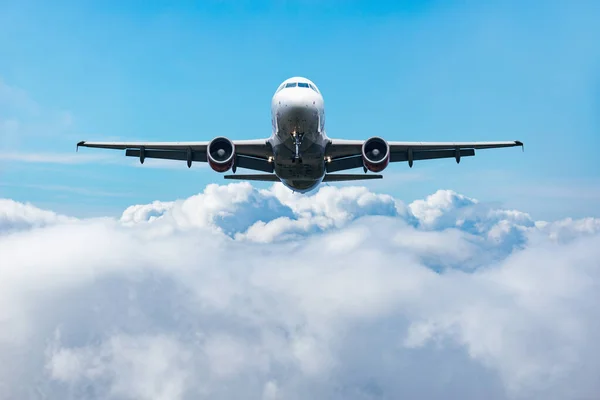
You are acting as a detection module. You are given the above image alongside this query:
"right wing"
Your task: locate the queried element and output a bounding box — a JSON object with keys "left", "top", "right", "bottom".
{"left": 325, "top": 139, "right": 523, "bottom": 172}
{"left": 76, "top": 139, "right": 274, "bottom": 172}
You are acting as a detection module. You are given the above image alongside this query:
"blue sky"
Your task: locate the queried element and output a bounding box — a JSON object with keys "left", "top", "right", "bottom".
{"left": 1, "top": 0, "right": 599, "bottom": 219}
{"left": 2, "top": 3, "right": 600, "bottom": 398}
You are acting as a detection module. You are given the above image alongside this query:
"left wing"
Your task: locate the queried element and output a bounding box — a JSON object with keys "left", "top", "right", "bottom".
{"left": 76, "top": 139, "right": 273, "bottom": 171}
{"left": 325, "top": 139, "right": 523, "bottom": 172}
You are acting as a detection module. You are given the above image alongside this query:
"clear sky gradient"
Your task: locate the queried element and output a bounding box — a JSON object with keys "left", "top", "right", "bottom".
{"left": 1, "top": 0, "right": 599, "bottom": 219}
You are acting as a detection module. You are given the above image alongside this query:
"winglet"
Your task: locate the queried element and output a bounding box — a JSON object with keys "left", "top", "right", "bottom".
{"left": 76, "top": 141, "right": 85, "bottom": 152}
{"left": 515, "top": 140, "right": 524, "bottom": 152}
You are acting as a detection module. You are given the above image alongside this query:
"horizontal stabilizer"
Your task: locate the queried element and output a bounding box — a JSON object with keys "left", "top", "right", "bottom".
{"left": 223, "top": 174, "right": 383, "bottom": 182}
{"left": 224, "top": 174, "right": 280, "bottom": 182}
{"left": 323, "top": 174, "right": 382, "bottom": 182}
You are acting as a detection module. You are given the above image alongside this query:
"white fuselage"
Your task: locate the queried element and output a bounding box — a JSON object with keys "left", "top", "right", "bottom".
{"left": 268, "top": 77, "right": 328, "bottom": 192}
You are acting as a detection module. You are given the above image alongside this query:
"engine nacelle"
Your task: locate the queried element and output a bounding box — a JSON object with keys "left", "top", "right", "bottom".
{"left": 362, "top": 136, "right": 390, "bottom": 172}
{"left": 207, "top": 136, "right": 235, "bottom": 172}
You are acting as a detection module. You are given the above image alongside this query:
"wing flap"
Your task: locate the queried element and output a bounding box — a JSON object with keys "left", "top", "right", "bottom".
{"left": 390, "top": 148, "right": 475, "bottom": 162}
{"left": 235, "top": 155, "right": 274, "bottom": 173}
{"left": 388, "top": 140, "right": 522, "bottom": 150}
{"left": 324, "top": 149, "right": 476, "bottom": 172}
{"left": 326, "top": 155, "right": 364, "bottom": 173}
{"left": 125, "top": 149, "right": 207, "bottom": 162}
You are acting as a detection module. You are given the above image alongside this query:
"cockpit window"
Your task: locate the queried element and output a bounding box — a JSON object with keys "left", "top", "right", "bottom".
{"left": 278, "top": 81, "right": 320, "bottom": 93}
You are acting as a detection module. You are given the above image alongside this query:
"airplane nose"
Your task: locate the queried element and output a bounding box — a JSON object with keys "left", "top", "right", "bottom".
{"left": 279, "top": 90, "right": 319, "bottom": 120}
{"left": 276, "top": 90, "right": 320, "bottom": 136}
{"left": 282, "top": 92, "right": 314, "bottom": 110}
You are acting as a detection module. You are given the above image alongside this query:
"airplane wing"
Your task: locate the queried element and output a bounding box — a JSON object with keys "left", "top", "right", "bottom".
{"left": 325, "top": 139, "right": 523, "bottom": 172}
{"left": 76, "top": 139, "right": 273, "bottom": 172}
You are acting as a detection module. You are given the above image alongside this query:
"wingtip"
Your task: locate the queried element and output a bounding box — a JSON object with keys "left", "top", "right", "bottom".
{"left": 515, "top": 140, "right": 524, "bottom": 151}
{"left": 76, "top": 141, "right": 85, "bottom": 152}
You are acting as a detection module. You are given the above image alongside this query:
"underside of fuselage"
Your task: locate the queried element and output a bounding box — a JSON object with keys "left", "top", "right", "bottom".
{"left": 270, "top": 79, "right": 326, "bottom": 192}
{"left": 272, "top": 130, "right": 325, "bottom": 193}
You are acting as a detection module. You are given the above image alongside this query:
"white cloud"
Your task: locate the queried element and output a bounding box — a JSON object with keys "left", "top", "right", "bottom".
{"left": 46, "top": 332, "right": 192, "bottom": 400}
{"left": 535, "top": 217, "right": 600, "bottom": 243}
{"left": 0, "top": 183, "right": 599, "bottom": 399}
{"left": 409, "top": 189, "right": 479, "bottom": 227}
{"left": 0, "top": 198, "right": 74, "bottom": 233}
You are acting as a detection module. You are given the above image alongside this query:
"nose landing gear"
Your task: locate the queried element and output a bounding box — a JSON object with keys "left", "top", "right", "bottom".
{"left": 291, "top": 132, "right": 304, "bottom": 163}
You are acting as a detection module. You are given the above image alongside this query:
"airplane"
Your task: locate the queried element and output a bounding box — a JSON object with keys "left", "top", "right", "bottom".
{"left": 77, "top": 76, "right": 523, "bottom": 193}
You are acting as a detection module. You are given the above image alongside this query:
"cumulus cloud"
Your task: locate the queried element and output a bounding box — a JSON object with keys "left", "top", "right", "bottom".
{"left": 0, "top": 183, "right": 599, "bottom": 400}
{"left": 0, "top": 198, "right": 74, "bottom": 233}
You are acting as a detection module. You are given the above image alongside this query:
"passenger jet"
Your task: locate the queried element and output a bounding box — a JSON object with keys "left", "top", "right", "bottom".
{"left": 77, "top": 77, "right": 523, "bottom": 193}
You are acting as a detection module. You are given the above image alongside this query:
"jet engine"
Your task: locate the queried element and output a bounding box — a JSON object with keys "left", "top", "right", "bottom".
{"left": 362, "top": 136, "right": 390, "bottom": 172}
{"left": 207, "top": 136, "right": 235, "bottom": 172}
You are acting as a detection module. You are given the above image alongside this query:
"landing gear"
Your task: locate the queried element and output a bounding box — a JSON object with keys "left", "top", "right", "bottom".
{"left": 291, "top": 132, "right": 304, "bottom": 163}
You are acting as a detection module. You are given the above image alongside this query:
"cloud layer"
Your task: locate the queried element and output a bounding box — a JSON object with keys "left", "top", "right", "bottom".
{"left": 1, "top": 183, "right": 599, "bottom": 400}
